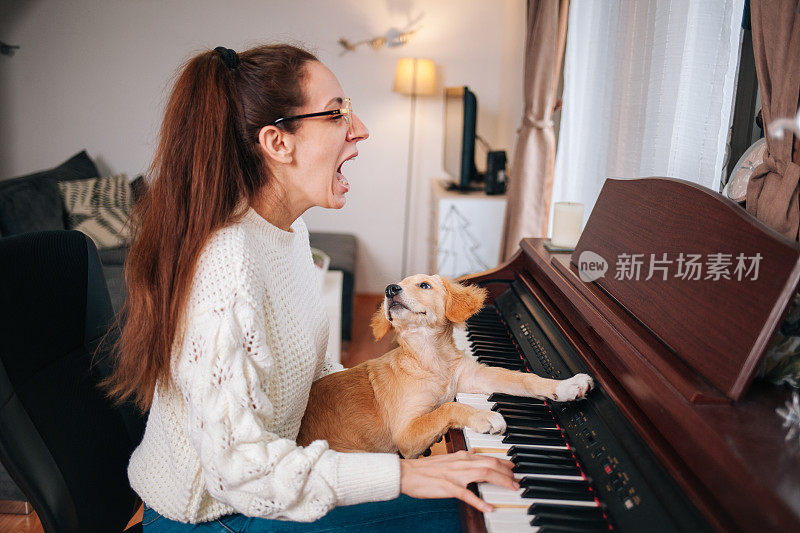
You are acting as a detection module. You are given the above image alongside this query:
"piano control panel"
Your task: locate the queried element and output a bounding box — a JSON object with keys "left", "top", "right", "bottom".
{"left": 485, "top": 283, "right": 711, "bottom": 532}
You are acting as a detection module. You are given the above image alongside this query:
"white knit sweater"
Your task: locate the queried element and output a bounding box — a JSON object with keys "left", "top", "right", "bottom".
{"left": 128, "top": 207, "right": 401, "bottom": 523}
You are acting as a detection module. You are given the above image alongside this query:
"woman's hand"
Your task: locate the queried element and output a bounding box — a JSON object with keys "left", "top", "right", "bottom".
{"left": 399, "top": 450, "right": 519, "bottom": 513}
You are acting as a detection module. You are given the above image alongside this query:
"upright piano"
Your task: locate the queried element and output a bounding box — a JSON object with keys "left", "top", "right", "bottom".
{"left": 447, "top": 177, "right": 800, "bottom": 532}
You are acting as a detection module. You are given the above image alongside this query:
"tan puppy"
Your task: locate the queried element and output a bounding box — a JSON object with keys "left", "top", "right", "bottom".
{"left": 297, "top": 275, "right": 593, "bottom": 458}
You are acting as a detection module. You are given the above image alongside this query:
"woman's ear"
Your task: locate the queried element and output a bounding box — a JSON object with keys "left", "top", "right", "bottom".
{"left": 370, "top": 305, "right": 393, "bottom": 341}
{"left": 443, "top": 278, "right": 487, "bottom": 323}
{"left": 258, "top": 125, "right": 294, "bottom": 164}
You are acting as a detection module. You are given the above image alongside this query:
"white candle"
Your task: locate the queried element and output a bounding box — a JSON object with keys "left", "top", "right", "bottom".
{"left": 551, "top": 202, "right": 584, "bottom": 248}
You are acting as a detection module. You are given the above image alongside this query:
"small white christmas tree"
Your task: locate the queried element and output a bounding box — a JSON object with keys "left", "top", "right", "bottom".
{"left": 437, "top": 205, "right": 489, "bottom": 277}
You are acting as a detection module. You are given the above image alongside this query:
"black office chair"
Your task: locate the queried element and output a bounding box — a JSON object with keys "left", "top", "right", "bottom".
{"left": 0, "top": 231, "right": 146, "bottom": 532}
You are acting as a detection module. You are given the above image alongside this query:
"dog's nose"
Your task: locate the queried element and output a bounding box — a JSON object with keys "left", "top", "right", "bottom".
{"left": 385, "top": 284, "right": 402, "bottom": 298}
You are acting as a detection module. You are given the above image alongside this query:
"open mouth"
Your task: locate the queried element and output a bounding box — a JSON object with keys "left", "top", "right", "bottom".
{"left": 335, "top": 152, "right": 358, "bottom": 192}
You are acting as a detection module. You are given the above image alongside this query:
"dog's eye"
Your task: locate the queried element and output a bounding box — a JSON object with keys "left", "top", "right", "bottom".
{"left": 419, "top": 282, "right": 431, "bottom": 289}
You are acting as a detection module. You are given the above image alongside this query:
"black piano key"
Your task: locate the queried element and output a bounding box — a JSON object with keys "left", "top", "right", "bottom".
{"left": 476, "top": 356, "right": 524, "bottom": 366}
{"left": 474, "top": 350, "right": 522, "bottom": 359}
{"left": 478, "top": 361, "right": 526, "bottom": 371}
{"left": 468, "top": 337, "right": 513, "bottom": 345}
{"left": 493, "top": 404, "right": 551, "bottom": 416}
{"left": 470, "top": 342, "right": 518, "bottom": 351}
{"left": 467, "top": 330, "right": 512, "bottom": 338}
{"left": 475, "top": 350, "right": 521, "bottom": 358}
{"left": 532, "top": 513, "right": 610, "bottom": 528}
{"left": 519, "top": 477, "right": 590, "bottom": 490}
{"left": 465, "top": 318, "right": 501, "bottom": 324}
{"left": 467, "top": 333, "right": 515, "bottom": 341}
{"left": 520, "top": 480, "right": 592, "bottom": 494}
{"left": 528, "top": 504, "right": 606, "bottom": 519}
{"left": 513, "top": 462, "right": 582, "bottom": 476}
{"left": 465, "top": 324, "right": 507, "bottom": 330}
{"left": 494, "top": 407, "right": 556, "bottom": 420}
{"left": 499, "top": 416, "right": 559, "bottom": 429}
{"left": 466, "top": 326, "right": 510, "bottom": 333}
{"left": 488, "top": 393, "right": 546, "bottom": 405}
{"left": 468, "top": 335, "right": 515, "bottom": 343}
{"left": 505, "top": 436, "right": 572, "bottom": 449}
{"left": 506, "top": 425, "right": 564, "bottom": 438}
{"left": 522, "top": 487, "right": 595, "bottom": 501}
{"left": 511, "top": 453, "right": 575, "bottom": 466}
{"left": 537, "top": 526, "right": 610, "bottom": 533}
{"left": 508, "top": 445, "right": 573, "bottom": 458}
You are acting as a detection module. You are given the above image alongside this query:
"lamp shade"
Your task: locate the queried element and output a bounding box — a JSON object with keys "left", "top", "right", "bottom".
{"left": 393, "top": 58, "right": 437, "bottom": 96}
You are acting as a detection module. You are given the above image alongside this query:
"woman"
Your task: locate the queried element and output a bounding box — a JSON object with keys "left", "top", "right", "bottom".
{"left": 103, "top": 44, "right": 518, "bottom": 531}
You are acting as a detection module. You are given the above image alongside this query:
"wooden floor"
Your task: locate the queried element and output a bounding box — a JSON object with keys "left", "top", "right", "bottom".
{"left": 0, "top": 294, "right": 404, "bottom": 532}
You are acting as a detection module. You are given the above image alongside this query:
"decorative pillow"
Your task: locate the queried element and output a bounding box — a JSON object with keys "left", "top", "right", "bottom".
{"left": 58, "top": 174, "right": 134, "bottom": 249}
{"left": 10, "top": 150, "right": 99, "bottom": 183}
{"left": 0, "top": 175, "right": 66, "bottom": 235}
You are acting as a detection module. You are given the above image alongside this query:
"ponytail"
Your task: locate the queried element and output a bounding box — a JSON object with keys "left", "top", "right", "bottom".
{"left": 101, "top": 44, "right": 317, "bottom": 411}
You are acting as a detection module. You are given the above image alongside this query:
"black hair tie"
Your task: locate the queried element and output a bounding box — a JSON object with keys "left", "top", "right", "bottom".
{"left": 214, "top": 46, "right": 240, "bottom": 70}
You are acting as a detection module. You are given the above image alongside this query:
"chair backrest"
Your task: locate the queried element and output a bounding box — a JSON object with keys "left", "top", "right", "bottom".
{"left": 0, "top": 230, "right": 145, "bottom": 532}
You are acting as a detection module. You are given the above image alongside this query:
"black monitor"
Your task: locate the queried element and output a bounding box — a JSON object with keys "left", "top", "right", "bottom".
{"left": 443, "top": 86, "right": 480, "bottom": 190}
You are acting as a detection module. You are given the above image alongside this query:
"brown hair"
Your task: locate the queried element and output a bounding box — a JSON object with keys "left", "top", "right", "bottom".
{"left": 101, "top": 44, "right": 318, "bottom": 411}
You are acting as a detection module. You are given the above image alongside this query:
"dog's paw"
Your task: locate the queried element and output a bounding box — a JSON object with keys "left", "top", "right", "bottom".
{"left": 554, "top": 374, "right": 594, "bottom": 401}
{"left": 467, "top": 410, "right": 506, "bottom": 435}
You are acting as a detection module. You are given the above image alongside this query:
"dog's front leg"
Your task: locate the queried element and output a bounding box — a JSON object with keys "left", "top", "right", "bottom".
{"left": 457, "top": 359, "right": 593, "bottom": 401}
{"left": 394, "top": 402, "right": 506, "bottom": 458}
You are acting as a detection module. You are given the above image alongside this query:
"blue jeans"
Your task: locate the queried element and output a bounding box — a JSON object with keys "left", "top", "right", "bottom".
{"left": 142, "top": 495, "right": 461, "bottom": 532}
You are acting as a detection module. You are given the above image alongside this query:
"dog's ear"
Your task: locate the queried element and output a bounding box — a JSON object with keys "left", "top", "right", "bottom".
{"left": 443, "top": 278, "right": 487, "bottom": 323}
{"left": 370, "top": 305, "right": 393, "bottom": 341}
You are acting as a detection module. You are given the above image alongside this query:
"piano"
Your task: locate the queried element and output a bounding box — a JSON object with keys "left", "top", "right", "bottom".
{"left": 446, "top": 177, "right": 800, "bottom": 533}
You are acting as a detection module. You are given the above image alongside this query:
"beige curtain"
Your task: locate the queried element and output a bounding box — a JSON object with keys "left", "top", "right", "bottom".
{"left": 500, "top": 0, "right": 570, "bottom": 261}
{"left": 746, "top": 0, "right": 800, "bottom": 242}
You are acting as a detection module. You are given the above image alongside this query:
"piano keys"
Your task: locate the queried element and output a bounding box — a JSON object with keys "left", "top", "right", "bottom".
{"left": 451, "top": 306, "right": 707, "bottom": 532}
{"left": 445, "top": 178, "right": 800, "bottom": 532}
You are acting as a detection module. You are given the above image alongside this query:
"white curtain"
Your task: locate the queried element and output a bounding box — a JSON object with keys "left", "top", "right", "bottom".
{"left": 551, "top": 0, "right": 745, "bottom": 229}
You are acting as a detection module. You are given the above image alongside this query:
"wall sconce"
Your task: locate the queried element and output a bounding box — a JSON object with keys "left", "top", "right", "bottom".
{"left": 1, "top": 41, "right": 20, "bottom": 57}
{"left": 338, "top": 27, "right": 419, "bottom": 53}
{"left": 393, "top": 58, "right": 438, "bottom": 277}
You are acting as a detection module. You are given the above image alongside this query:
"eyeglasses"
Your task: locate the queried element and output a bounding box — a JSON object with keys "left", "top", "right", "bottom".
{"left": 271, "top": 97, "right": 352, "bottom": 134}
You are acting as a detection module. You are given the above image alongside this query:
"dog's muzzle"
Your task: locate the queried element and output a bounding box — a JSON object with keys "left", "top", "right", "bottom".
{"left": 385, "top": 284, "right": 402, "bottom": 298}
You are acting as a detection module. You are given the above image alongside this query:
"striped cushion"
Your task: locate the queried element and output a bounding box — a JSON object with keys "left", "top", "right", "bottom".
{"left": 58, "top": 174, "right": 133, "bottom": 249}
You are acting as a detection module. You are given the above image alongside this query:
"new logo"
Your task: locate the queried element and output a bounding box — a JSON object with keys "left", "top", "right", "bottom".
{"left": 578, "top": 251, "right": 608, "bottom": 282}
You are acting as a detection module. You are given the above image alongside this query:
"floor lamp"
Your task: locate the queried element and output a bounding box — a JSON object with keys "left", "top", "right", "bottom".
{"left": 393, "top": 57, "right": 437, "bottom": 278}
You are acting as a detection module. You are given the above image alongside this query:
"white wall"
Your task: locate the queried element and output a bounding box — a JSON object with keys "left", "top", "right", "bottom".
{"left": 0, "top": 0, "right": 525, "bottom": 293}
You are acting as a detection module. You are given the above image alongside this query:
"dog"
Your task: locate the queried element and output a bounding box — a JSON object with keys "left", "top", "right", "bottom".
{"left": 297, "top": 275, "right": 593, "bottom": 458}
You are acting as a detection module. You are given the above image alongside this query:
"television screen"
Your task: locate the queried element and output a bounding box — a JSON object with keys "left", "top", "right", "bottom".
{"left": 443, "top": 86, "right": 478, "bottom": 189}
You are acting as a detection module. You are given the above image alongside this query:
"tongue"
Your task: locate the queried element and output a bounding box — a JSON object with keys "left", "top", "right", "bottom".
{"left": 336, "top": 172, "right": 350, "bottom": 191}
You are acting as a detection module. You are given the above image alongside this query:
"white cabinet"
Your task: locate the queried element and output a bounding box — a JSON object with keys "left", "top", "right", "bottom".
{"left": 322, "top": 270, "right": 343, "bottom": 363}
{"left": 429, "top": 180, "right": 507, "bottom": 278}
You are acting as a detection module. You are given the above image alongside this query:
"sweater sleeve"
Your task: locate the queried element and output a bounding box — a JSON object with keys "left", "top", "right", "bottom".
{"left": 316, "top": 352, "right": 346, "bottom": 381}
{"left": 173, "top": 297, "right": 400, "bottom": 521}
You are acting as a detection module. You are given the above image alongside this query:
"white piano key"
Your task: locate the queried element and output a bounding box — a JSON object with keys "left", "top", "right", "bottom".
{"left": 464, "top": 429, "right": 569, "bottom": 451}
{"left": 459, "top": 398, "right": 496, "bottom": 410}
{"left": 475, "top": 452, "right": 510, "bottom": 459}
{"left": 518, "top": 472, "right": 586, "bottom": 481}
{"left": 478, "top": 483, "right": 600, "bottom": 508}
{"left": 456, "top": 392, "right": 491, "bottom": 402}
{"left": 485, "top": 509, "right": 538, "bottom": 533}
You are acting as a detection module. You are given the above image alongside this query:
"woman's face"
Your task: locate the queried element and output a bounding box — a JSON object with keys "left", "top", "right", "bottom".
{"left": 284, "top": 61, "right": 369, "bottom": 211}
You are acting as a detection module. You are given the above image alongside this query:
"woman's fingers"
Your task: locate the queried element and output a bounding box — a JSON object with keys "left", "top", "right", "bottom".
{"left": 452, "top": 483, "right": 494, "bottom": 514}
{"left": 445, "top": 463, "right": 519, "bottom": 491}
